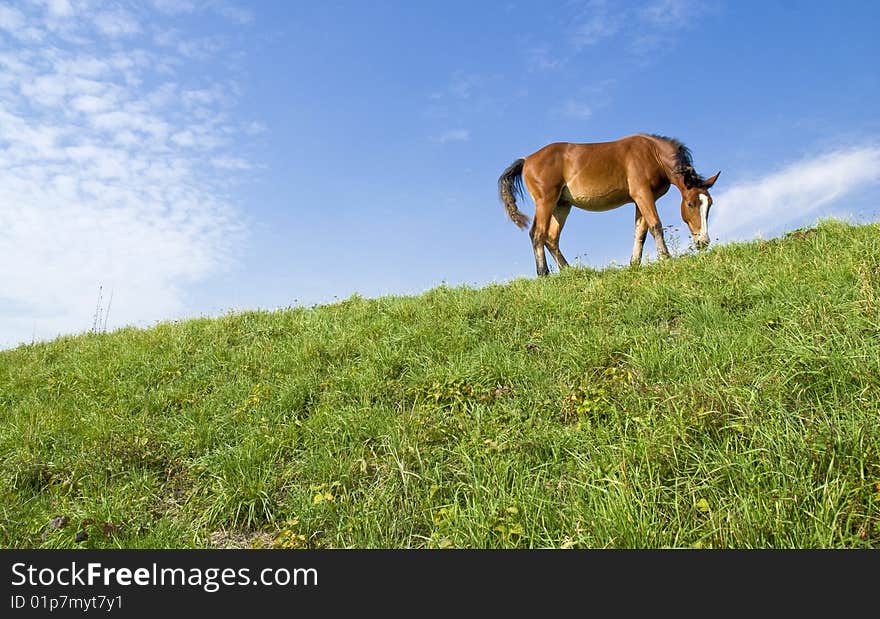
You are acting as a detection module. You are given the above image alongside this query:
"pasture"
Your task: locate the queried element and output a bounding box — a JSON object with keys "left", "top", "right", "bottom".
{"left": 1, "top": 220, "right": 878, "bottom": 548}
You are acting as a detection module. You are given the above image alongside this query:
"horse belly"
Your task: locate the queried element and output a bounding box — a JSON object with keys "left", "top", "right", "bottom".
{"left": 561, "top": 185, "right": 631, "bottom": 212}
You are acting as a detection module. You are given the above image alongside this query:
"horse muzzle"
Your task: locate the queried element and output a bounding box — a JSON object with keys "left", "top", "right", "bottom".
{"left": 696, "top": 194, "right": 710, "bottom": 250}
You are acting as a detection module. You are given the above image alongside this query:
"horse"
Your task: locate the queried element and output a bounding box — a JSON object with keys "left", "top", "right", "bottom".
{"left": 498, "top": 133, "right": 720, "bottom": 276}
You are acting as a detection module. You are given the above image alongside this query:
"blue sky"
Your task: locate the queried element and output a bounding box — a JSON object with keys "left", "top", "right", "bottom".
{"left": 1, "top": 0, "right": 879, "bottom": 347}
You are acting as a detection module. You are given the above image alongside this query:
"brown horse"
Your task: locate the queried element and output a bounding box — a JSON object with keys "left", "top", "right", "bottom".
{"left": 498, "top": 134, "right": 720, "bottom": 275}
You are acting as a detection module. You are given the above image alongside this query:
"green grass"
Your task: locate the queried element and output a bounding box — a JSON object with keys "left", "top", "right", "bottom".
{"left": 2, "top": 219, "right": 879, "bottom": 548}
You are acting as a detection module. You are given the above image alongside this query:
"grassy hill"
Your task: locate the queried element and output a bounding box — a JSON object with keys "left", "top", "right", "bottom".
{"left": 2, "top": 220, "right": 879, "bottom": 549}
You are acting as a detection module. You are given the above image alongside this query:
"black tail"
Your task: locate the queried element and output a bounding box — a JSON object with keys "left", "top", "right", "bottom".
{"left": 498, "top": 158, "right": 530, "bottom": 230}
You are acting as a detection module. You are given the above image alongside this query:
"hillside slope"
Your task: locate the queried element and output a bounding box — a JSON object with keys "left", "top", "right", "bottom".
{"left": 2, "top": 220, "right": 879, "bottom": 548}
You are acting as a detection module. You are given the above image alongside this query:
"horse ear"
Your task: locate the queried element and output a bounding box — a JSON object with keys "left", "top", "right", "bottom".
{"left": 703, "top": 171, "right": 721, "bottom": 189}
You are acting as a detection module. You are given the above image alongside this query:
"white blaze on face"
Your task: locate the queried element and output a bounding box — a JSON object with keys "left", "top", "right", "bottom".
{"left": 698, "top": 193, "right": 710, "bottom": 241}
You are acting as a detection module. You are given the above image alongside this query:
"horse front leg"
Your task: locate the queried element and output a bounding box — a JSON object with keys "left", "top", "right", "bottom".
{"left": 631, "top": 205, "right": 649, "bottom": 266}
{"left": 634, "top": 194, "right": 670, "bottom": 260}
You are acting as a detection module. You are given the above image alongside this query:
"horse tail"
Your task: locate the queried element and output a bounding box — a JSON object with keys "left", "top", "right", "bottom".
{"left": 498, "top": 158, "right": 530, "bottom": 230}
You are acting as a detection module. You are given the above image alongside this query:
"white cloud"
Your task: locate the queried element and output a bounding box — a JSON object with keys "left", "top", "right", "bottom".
{"left": 71, "top": 93, "right": 114, "bottom": 113}
{"left": 46, "top": 0, "right": 75, "bottom": 18}
{"left": 640, "top": 0, "right": 702, "bottom": 27}
{"left": 211, "top": 156, "right": 253, "bottom": 170}
{"left": 243, "top": 120, "right": 266, "bottom": 134}
{"left": 182, "top": 87, "right": 223, "bottom": 107}
{"left": 559, "top": 99, "right": 592, "bottom": 120}
{"left": 710, "top": 145, "right": 880, "bottom": 241}
{"left": 0, "top": 3, "right": 255, "bottom": 349}
{"left": 152, "top": 0, "right": 253, "bottom": 24}
{"left": 571, "top": 16, "right": 620, "bottom": 50}
{"left": 435, "top": 129, "right": 471, "bottom": 144}
{"left": 525, "top": 46, "right": 563, "bottom": 72}
{"left": 155, "top": 28, "right": 226, "bottom": 60}
{"left": 216, "top": 4, "right": 254, "bottom": 25}
{"left": 0, "top": 5, "right": 26, "bottom": 31}
{"left": 448, "top": 72, "right": 482, "bottom": 100}
{"left": 568, "top": 0, "right": 621, "bottom": 50}
{"left": 152, "top": 0, "right": 198, "bottom": 15}
{"left": 94, "top": 10, "right": 140, "bottom": 38}
{"left": 547, "top": 0, "right": 709, "bottom": 63}
{"left": 425, "top": 71, "right": 497, "bottom": 137}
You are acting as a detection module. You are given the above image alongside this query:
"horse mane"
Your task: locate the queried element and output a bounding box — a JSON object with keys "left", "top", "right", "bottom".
{"left": 649, "top": 134, "right": 706, "bottom": 189}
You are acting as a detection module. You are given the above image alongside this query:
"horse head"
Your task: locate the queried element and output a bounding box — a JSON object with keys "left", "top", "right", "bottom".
{"left": 680, "top": 171, "right": 721, "bottom": 249}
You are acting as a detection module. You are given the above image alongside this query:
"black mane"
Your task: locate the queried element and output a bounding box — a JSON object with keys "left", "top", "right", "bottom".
{"left": 650, "top": 134, "right": 706, "bottom": 188}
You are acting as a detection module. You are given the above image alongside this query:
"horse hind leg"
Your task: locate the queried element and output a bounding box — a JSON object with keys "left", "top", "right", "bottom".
{"left": 545, "top": 203, "right": 571, "bottom": 270}
{"left": 530, "top": 198, "right": 555, "bottom": 276}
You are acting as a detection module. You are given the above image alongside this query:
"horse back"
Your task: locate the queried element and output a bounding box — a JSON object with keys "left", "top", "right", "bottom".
{"left": 522, "top": 136, "right": 665, "bottom": 209}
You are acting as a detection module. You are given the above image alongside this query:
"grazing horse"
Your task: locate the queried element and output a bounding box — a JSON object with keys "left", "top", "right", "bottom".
{"left": 498, "top": 134, "right": 720, "bottom": 275}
